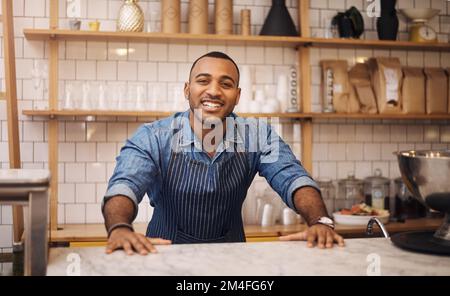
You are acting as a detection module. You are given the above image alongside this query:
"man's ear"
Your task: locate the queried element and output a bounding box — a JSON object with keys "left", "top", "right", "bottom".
{"left": 183, "top": 82, "right": 190, "bottom": 100}
{"left": 235, "top": 87, "right": 241, "bottom": 106}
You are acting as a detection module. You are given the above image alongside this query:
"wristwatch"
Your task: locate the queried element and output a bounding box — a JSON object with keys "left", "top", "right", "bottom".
{"left": 312, "top": 217, "right": 335, "bottom": 229}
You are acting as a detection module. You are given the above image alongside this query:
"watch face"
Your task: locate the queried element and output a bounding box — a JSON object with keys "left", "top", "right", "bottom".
{"left": 317, "top": 217, "right": 335, "bottom": 229}
{"left": 319, "top": 217, "right": 333, "bottom": 224}
{"left": 418, "top": 25, "right": 437, "bottom": 40}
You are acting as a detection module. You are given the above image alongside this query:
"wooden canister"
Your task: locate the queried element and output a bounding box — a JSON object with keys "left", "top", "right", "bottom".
{"left": 215, "top": 0, "right": 233, "bottom": 35}
{"left": 240, "top": 9, "right": 251, "bottom": 35}
{"left": 189, "top": 0, "right": 208, "bottom": 34}
{"left": 162, "top": 0, "right": 180, "bottom": 33}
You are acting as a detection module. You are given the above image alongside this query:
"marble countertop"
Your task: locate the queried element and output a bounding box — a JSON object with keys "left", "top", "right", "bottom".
{"left": 46, "top": 238, "right": 450, "bottom": 276}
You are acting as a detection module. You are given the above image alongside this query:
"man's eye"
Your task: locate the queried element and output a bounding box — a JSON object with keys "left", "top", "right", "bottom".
{"left": 197, "top": 80, "right": 208, "bottom": 84}
{"left": 222, "top": 82, "right": 233, "bottom": 88}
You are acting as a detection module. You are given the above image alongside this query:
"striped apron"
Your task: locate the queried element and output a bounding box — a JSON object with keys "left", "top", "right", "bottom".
{"left": 146, "top": 137, "right": 250, "bottom": 244}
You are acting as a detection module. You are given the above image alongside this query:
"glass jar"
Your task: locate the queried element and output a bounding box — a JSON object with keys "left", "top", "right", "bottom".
{"left": 337, "top": 172, "right": 364, "bottom": 211}
{"left": 317, "top": 178, "right": 336, "bottom": 216}
{"left": 363, "top": 169, "right": 390, "bottom": 210}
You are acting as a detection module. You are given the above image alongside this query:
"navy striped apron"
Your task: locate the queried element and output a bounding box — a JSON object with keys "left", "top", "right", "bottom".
{"left": 146, "top": 136, "right": 250, "bottom": 244}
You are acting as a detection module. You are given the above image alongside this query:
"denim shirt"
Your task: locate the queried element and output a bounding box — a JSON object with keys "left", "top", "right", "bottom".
{"left": 102, "top": 110, "right": 319, "bottom": 220}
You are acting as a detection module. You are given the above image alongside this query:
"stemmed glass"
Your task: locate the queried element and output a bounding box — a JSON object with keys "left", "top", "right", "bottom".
{"left": 97, "top": 82, "right": 107, "bottom": 110}
{"left": 31, "top": 60, "right": 42, "bottom": 101}
{"left": 81, "top": 82, "right": 91, "bottom": 110}
{"left": 42, "top": 63, "right": 49, "bottom": 99}
{"left": 63, "top": 83, "right": 74, "bottom": 109}
{"left": 136, "top": 84, "right": 146, "bottom": 110}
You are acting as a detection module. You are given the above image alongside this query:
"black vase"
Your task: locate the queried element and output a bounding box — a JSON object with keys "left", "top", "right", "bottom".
{"left": 376, "top": 0, "right": 399, "bottom": 40}
{"left": 260, "top": 0, "right": 298, "bottom": 36}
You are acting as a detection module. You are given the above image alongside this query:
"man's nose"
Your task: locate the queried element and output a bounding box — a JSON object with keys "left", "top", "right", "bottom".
{"left": 206, "top": 81, "right": 221, "bottom": 97}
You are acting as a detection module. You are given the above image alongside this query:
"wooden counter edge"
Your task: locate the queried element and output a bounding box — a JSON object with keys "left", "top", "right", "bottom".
{"left": 49, "top": 218, "right": 443, "bottom": 243}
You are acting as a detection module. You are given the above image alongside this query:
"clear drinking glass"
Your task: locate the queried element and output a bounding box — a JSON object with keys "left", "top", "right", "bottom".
{"left": 146, "top": 5, "right": 161, "bottom": 33}
{"left": 148, "top": 84, "right": 161, "bottom": 111}
{"left": 72, "top": 81, "right": 83, "bottom": 109}
{"left": 128, "top": 83, "right": 147, "bottom": 110}
{"left": 110, "top": 82, "right": 126, "bottom": 110}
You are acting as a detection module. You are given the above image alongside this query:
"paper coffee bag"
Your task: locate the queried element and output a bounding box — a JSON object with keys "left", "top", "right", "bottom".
{"left": 424, "top": 68, "right": 448, "bottom": 114}
{"left": 402, "top": 67, "right": 425, "bottom": 114}
{"left": 369, "top": 57, "right": 403, "bottom": 114}
{"left": 349, "top": 63, "right": 377, "bottom": 114}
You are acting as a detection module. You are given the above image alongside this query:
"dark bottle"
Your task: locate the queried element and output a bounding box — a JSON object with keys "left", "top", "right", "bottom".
{"left": 376, "top": 0, "right": 399, "bottom": 40}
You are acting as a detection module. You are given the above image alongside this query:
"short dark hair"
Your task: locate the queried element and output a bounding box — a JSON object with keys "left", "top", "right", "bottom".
{"left": 189, "top": 51, "right": 240, "bottom": 87}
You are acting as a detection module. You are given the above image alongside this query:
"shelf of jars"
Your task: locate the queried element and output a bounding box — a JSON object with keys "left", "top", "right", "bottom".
{"left": 23, "top": 29, "right": 450, "bottom": 52}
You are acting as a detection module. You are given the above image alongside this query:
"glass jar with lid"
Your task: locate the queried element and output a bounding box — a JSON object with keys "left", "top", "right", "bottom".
{"left": 317, "top": 178, "right": 336, "bottom": 216}
{"left": 336, "top": 172, "right": 364, "bottom": 211}
{"left": 363, "top": 168, "right": 391, "bottom": 210}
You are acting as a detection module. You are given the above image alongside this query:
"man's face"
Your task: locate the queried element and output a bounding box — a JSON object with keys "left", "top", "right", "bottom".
{"left": 185, "top": 57, "right": 241, "bottom": 124}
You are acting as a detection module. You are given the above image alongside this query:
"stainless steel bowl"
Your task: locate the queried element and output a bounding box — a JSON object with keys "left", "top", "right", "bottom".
{"left": 397, "top": 150, "right": 450, "bottom": 242}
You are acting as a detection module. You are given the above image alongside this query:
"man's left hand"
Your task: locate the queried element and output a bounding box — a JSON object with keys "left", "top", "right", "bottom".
{"left": 279, "top": 224, "right": 345, "bottom": 248}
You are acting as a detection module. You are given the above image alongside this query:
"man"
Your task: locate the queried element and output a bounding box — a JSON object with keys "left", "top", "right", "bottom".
{"left": 102, "top": 51, "right": 344, "bottom": 255}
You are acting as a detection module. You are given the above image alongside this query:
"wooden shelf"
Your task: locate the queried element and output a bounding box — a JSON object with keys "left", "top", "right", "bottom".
{"left": 22, "top": 109, "right": 308, "bottom": 119}
{"left": 305, "top": 112, "right": 450, "bottom": 120}
{"left": 23, "top": 29, "right": 306, "bottom": 48}
{"left": 23, "top": 29, "right": 450, "bottom": 52}
{"left": 22, "top": 110, "right": 450, "bottom": 121}
{"left": 23, "top": 109, "right": 173, "bottom": 118}
{"left": 302, "top": 37, "right": 450, "bottom": 52}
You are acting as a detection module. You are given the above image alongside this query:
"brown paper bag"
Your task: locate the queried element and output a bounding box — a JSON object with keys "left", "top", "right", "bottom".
{"left": 349, "top": 63, "right": 377, "bottom": 114}
{"left": 369, "top": 57, "right": 403, "bottom": 114}
{"left": 424, "top": 68, "right": 448, "bottom": 114}
{"left": 402, "top": 67, "right": 425, "bottom": 114}
{"left": 347, "top": 85, "right": 362, "bottom": 113}
{"left": 320, "top": 60, "right": 358, "bottom": 113}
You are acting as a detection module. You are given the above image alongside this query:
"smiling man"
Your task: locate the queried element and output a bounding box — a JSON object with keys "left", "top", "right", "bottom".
{"left": 102, "top": 51, "right": 344, "bottom": 255}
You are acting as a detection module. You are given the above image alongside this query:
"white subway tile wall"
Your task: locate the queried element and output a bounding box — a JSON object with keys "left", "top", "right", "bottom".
{"left": 0, "top": 0, "right": 449, "bottom": 250}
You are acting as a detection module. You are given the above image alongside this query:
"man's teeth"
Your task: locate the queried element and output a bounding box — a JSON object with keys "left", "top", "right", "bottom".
{"left": 202, "top": 102, "right": 221, "bottom": 107}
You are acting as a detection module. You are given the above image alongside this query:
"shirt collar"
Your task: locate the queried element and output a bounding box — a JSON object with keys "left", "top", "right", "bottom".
{"left": 176, "top": 110, "right": 244, "bottom": 150}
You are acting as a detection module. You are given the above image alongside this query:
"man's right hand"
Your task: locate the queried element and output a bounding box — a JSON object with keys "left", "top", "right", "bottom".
{"left": 105, "top": 227, "right": 172, "bottom": 256}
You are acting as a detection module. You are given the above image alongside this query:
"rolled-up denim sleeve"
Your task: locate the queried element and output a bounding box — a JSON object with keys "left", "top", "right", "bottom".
{"left": 102, "top": 125, "right": 159, "bottom": 220}
{"left": 256, "top": 124, "right": 319, "bottom": 213}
